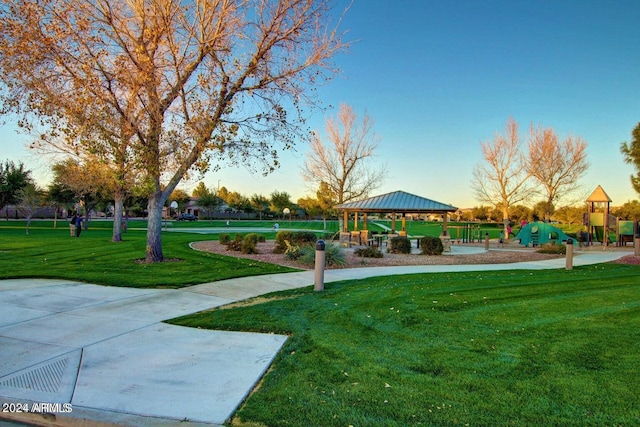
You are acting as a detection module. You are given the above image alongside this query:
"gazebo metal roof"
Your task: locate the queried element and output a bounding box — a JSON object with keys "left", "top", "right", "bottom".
{"left": 335, "top": 190, "right": 457, "bottom": 213}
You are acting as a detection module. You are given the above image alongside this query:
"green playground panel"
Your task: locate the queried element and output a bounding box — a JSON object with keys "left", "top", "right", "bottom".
{"left": 619, "top": 220, "right": 635, "bottom": 235}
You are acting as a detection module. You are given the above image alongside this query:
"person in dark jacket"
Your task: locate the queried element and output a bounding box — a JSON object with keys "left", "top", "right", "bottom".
{"left": 75, "top": 214, "right": 83, "bottom": 237}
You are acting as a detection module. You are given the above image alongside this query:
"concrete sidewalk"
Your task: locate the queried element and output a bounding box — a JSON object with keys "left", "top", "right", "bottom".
{"left": 0, "top": 248, "right": 629, "bottom": 426}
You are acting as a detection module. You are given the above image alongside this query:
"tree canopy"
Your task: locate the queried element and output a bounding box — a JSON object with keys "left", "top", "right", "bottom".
{"left": 620, "top": 122, "right": 640, "bottom": 195}
{"left": 302, "top": 103, "right": 387, "bottom": 204}
{"left": 0, "top": 160, "right": 32, "bottom": 219}
{"left": 472, "top": 117, "right": 589, "bottom": 224}
{"left": 527, "top": 124, "right": 588, "bottom": 220}
{"left": 0, "top": 0, "right": 347, "bottom": 261}
{"left": 471, "top": 118, "right": 532, "bottom": 221}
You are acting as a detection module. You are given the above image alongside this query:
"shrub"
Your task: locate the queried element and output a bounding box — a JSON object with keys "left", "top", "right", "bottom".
{"left": 325, "top": 243, "right": 348, "bottom": 267}
{"left": 284, "top": 240, "right": 302, "bottom": 260}
{"left": 354, "top": 246, "right": 384, "bottom": 258}
{"left": 242, "top": 233, "right": 260, "bottom": 254}
{"left": 537, "top": 242, "right": 567, "bottom": 255}
{"left": 389, "top": 236, "right": 412, "bottom": 254}
{"left": 274, "top": 230, "right": 294, "bottom": 254}
{"left": 292, "top": 231, "right": 317, "bottom": 245}
{"left": 219, "top": 233, "right": 231, "bottom": 244}
{"left": 244, "top": 233, "right": 259, "bottom": 244}
{"left": 222, "top": 233, "right": 246, "bottom": 252}
{"left": 420, "top": 236, "right": 444, "bottom": 255}
{"left": 298, "top": 243, "right": 347, "bottom": 267}
{"left": 226, "top": 240, "right": 241, "bottom": 251}
{"left": 257, "top": 234, "right": 266, "bottom": 243}
{"left": 275, "top": 231, "right": 318, "bottom": 253}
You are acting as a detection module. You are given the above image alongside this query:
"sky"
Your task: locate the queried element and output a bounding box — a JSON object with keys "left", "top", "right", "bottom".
{"left": 1, "top": 0, "right": 639, "bottom": 209}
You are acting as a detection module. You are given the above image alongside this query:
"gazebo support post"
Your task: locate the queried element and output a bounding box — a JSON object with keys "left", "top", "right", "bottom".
{"left": 351, "top": 211, "right": 361, "bottom": 245}
{"left": 440, "top": 213, "right": 451, "bottom": 252}
{"left": 340, "top": 210, "right": 350, "bottom": 246}
{"left": 362, "top": 213, "right": 369, "bottom": 245}
{"left": 604, "top": 202, "right": 610, "bottom": 249}
{"left": 399, "top": 214, "right": 407, "bottom": 236}
{"left": 391, "top": 212, "right": 396, "bottom": 234}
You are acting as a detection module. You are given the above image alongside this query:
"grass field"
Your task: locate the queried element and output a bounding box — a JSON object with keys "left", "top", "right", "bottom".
{"left": 3, "top": 218, "right": 635, "bottom": 426}
{"left": 0, "top": 220, "right": 297, "bottom": 287}
{"left": 170, "top": 265, "right": 640, "bottom": 427}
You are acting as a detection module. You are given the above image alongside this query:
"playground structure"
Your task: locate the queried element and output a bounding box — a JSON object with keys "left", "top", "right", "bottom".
{"left": 583, "top": 185, "right": 637, "bottom": 247}
{"left": 515, "top": 221, "right": 575, "bottom": 247}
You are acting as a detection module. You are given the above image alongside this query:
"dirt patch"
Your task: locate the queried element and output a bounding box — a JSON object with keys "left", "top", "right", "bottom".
{"left": 611, "top": 254, "right": 640, "bottom": 265}
{"left": 217, "top": 295, "right": 301, "bottom": 310}
{"left": 191, "top": 240, "right": 564, "bottom": 270}
{"left": 134, "top": 257, "right": 182, "bottom": 264}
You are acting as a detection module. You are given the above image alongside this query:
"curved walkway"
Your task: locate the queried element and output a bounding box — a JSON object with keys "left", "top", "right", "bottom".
{"left": 0, "top": 248, "right": 629, "bottom": 427}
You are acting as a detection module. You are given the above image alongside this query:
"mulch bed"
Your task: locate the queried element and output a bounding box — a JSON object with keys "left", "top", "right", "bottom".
{"left": 191, "top": 240, "right": 566, "bottom": 270}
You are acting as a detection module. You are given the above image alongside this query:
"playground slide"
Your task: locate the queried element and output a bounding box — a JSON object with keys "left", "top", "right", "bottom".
{"left": 593, "top": 226, "right": 615, "bottom": 243}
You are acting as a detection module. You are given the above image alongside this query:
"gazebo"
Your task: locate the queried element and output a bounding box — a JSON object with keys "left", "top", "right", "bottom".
{"left": 334, "top": 190, "right": 458, "bottom": 249}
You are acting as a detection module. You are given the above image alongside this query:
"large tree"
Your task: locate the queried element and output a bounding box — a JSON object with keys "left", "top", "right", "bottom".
{"left": 226, "top": 191, "right": 248, "bottom": 215}
{"left": 620, "top": 122, "right": 640, "bottom": 195}
{"left": 51, "top": 159, "right": 112, "bottom": 228}
{"left": 192, "top": 182, "right": 210, "bottom": 198}
{"left": 0, "top": 160, "right": 32, "bottom": 220}
{"left": 527, "top": 124, "right": 589, "bottom": 221}
{"left": 297, "top": 182, "right": 335, "bottom": 229}
{"left": 17, "top": 183, "right": 43, "bottom": 235}
{"left": 197, "top": 188, "right": 222, "bottom": 223}
{"left": 270, "top": 190, "right": 292, "bottom": 217}
{"left": 46, "top": 181, "right": 76, "bottom": 228}
{"left": 0, "top": 0, "right": 346, "bottom": 262}
{"left": 250, "top": 193, "right": 270, "bottom": 220}
{"left": 472, "top": 118, "right": 533, "bottom": 225}
{"left": 301, "top": 103, "right": 387, "bottom": 204}
{"left": 314, "top": 180, "right": 336, "bottom": 228}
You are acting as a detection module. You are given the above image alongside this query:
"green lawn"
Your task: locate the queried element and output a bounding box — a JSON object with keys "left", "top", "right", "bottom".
{"left": 3, "top": 218, "right": 636, "bottom": 426}
{"left": 0, "top": 221, "right": 297, "bottom": 287}
{"left": 170, "top": 265, "right": 640, "bottom": 427}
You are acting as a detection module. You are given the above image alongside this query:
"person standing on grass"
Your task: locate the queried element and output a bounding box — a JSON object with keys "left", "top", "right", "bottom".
{"left": 69, "top": 213, "right": 77, "bottom": 237}
{"left": 75, "top": 214, "right": 83, "bottom": 237}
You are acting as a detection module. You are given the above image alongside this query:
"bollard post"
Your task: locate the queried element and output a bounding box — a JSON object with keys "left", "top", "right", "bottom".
{"left": 484, "top": 232, "right": 489, "bottom": 251}
{"left": 565, "top": 238, "right": 574, "bottom": 270}
{"left": 635, "top": 234, "right": 640, "bottom": 257}
{"left": 314, "top": 240, "right": 326, "bottom": 291}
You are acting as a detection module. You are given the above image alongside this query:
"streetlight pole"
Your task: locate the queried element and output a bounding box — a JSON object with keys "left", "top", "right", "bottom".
{"left": 283, "top": 208, "right": 290, "bottom": 228}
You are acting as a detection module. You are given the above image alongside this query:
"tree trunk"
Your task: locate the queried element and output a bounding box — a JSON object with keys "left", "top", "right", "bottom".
{"left": 146, "top": 192, "right": 165, "bottom": 262}
{"left": 112, "top": 191, "right": 124, "bottom": 242}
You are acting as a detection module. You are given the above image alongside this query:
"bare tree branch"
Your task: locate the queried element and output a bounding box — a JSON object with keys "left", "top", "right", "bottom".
{"left": 471, "top": 117, "right": 533, "bottom": 220}
{"left": 301, "top": 103, "right": 387, "bottom": 204}
{"left": 0, "top": 0, "right": 348, "bottom": 261}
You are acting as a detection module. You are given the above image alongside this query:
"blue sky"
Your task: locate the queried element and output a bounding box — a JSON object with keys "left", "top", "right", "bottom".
{"left": 2, "top": 0, "right": 639, "bottom": 208}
